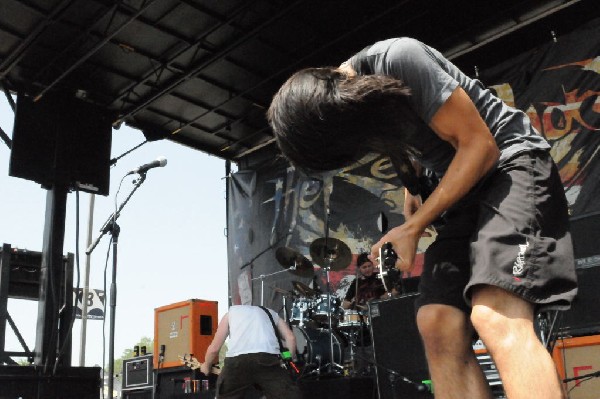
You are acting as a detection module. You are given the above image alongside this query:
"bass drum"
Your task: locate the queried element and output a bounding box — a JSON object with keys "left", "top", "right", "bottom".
{"left": 292, "top": 326, "right": 344, "bottom": 369}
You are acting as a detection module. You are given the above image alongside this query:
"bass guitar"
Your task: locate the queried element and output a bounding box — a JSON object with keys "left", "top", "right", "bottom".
{"left": 178, "top": 353, "right": 221, "bottom": 375}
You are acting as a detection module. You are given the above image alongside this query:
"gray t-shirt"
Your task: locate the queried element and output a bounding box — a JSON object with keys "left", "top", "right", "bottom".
{"left": 348, "top": 37, "right": 549, "bottom": 176}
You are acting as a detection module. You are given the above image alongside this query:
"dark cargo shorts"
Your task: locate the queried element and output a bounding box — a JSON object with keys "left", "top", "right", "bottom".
{"left": 415, "top": 150, "right": 578, "bottom": 314}
{"left": 216, "top": 352, "right": 301, "bottom": 399}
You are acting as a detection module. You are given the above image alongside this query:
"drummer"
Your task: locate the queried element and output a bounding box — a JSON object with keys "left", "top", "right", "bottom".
{"left": 342, "top": 253, "right": 396, "bottom": 310}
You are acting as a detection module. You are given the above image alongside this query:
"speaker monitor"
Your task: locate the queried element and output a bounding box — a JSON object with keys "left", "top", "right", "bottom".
{"left": 154, "top": 299, "right": 218, "bottom": 369}
{"left": 368, "top": 294, "right": 432, "bottom": 399}
{"left": 9, "top": 92, "right": 112, "bottom": 195}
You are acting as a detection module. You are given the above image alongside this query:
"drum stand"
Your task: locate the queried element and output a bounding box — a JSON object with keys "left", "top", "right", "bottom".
{"left": 338, "top": 313, "right": 369, "bottom": 376}
{"left": 323, "top": 261, "right": 344, "bottom": 375}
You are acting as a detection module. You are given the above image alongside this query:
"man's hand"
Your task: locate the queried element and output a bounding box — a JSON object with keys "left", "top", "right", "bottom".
{"left": 200, "top": 362, "right": 210, "bottom": 376}
{"left": 371, "top": 223, "right": 422, "bottom": 273}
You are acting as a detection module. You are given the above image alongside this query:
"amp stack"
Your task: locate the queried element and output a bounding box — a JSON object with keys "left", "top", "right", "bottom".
{"left": 122, "top": 353, "right": 153, "bottom": 399}
{"left": 153, "top": 299, "right": 218, "bottom": 399}
{"left": 472, "top": 340, "right": 506, "bottom": 398}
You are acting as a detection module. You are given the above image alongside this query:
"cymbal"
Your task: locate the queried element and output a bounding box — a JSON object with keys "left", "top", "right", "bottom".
{"left": 275, "top": 247, "right": 314, "bottom": 277}
{"left": 292, "top": 281, "right": 317, "bottom": 298}
{"left": 309, "top": 237, "right": 352, "bottom": 271}
{"left": 271, "top": 286, "right": 295, "bottom": 297}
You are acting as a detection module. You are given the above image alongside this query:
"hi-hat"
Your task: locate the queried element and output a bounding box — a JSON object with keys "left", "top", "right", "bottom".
{"left": 291, "top": 280, "right": 317, "bottom": 298}
{"left": 309, "top": 237, "right": 352, "bottom": 271}
{"left": 275, "top": 247, "right": 314, "bottom": 277}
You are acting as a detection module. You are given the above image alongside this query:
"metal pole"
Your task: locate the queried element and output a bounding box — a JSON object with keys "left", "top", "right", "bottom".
{"left": 107, "top": 223, "right": 120, "bottom": 399}
{"left": 79, "top": 193, "right": 95, "bottom": 366}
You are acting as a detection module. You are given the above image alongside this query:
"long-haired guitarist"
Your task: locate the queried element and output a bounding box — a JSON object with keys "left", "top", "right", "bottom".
{"left": 268, "top": 37, "right": 577, "bottom": 399}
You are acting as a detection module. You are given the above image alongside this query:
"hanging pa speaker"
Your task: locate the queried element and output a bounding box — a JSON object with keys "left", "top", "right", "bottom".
{"left": 9, "top": 92, "right": 113, "bottom": 195}
{"left": 368, "top": 294, "right": 432, "bottom": 399}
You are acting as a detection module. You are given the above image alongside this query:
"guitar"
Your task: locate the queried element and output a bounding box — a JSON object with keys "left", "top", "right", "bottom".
{"left": 279, "top": 349, "right": 300, "bottom": 379}
{"left": 377, "top": 242, "right": 401, "bottom": 289}
{"left": 178, "top": 354, "right": 221, "bottom": 375}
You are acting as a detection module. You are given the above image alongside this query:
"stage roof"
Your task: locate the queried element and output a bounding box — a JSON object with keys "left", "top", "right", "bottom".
{"left": 0, "top": 0, "right": 595, "bottom": 162}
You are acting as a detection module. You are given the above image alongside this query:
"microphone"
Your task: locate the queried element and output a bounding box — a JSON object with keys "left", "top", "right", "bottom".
{"left": 387, "top": 369, "right": 430, "bottom": 392}
{"left": 126, "top": 156, "right": 167, "bottom": 175}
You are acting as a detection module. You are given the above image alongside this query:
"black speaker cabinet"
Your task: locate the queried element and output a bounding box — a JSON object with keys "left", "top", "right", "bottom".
{"left": 298, "top": 376, "right": 374, "bottom": 399}
{"left": 368, "top": 294, "right": 432, "bottom": 399}
{"left": 122, "top": 388, "right": 153, "bottom": 399}
{"left": 571, "top": 213, "right": 600, "bottom": 263}
{"left": 0, "top": 365, "right": 100, "bottom": 399}
{"left": 9, "top": 92, "right": 113, "bottom": 195}
{"left": 558, "top": 213, "right": 600, "bottom": 336}
{"left": 558, "top": 265, "right": 600, "bottom": 336}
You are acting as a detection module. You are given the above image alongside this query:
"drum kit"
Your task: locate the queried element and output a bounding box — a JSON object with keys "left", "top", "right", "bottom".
{"left": 274, "top": 238, "right": 372, "bottom": 377}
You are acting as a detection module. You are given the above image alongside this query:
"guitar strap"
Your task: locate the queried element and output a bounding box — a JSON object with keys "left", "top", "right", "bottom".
{"left": 259, "top": 306, "right": 300, "bottom": 377}
{"left": 258, "top": 306, "right": 287, "bottom": 356}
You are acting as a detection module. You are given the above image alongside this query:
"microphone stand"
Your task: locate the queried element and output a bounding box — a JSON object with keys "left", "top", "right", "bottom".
{"left": 352, "top": 350, "right": 430, "bottom": 397}
{"left": 321, "top": 210, "right": 343, "bottom": 375}
{"left": 86, "top": 172, "right": 148, "bottom": 399}
{"left": 240, "top": 231, "right": 292, "bottom": 270}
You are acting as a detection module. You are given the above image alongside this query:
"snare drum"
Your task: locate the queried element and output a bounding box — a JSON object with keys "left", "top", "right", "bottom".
{"left": 338, "top": 309, "right": 364, "bottom": 329}
{"left": 290, "top": 297, "right": 313, "bottom": 326}
{"left": 312, "top": 294, "right": 341, "bottom": 324}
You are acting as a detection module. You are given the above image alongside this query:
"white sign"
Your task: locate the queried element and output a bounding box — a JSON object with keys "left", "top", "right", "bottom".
{"left": 74, "top": 288, "right": 105, "bottom": 320}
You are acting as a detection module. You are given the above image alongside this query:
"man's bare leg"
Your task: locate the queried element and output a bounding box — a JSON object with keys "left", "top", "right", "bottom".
{"left": 471, "top": 285, "right": 565, "bottom": 399}
{"left": 417, "top": 304, "right": 493, "bottom": 399}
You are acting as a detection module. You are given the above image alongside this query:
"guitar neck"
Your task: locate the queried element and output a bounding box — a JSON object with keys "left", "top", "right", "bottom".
{"left": 179, "top": 356, "right": 220, "bottom": 375}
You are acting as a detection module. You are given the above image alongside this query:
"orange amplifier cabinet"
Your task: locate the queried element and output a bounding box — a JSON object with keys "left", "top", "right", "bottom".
{"left": 552, "top": 334, "right": 600, "bottom": 399}
{"left": 153, "top": 299, "right": 218, "bottom": 369}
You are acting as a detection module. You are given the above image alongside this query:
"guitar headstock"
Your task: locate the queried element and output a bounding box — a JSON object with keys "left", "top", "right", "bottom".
{"left": 178, "top": 354, "right": 201, "bottom": 370}
{"left": 377, "top": 242, "right": 401, "bottom": 284}
{"left": 179, "top": 353, "right": 221, "bottom": 375}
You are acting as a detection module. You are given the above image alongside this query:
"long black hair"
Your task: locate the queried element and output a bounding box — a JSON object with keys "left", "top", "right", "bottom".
{"left": 267, "top": 67, "right": 422, "bottom": 174}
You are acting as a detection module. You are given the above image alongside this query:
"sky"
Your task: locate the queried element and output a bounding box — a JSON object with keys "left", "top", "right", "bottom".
{"left": 0, "top": 94, "right": 230, "bottom": 368}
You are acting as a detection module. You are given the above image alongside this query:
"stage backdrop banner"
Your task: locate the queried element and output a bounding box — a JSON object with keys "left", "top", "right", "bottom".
{"left": 227, "top": 19, "right": 600, "bottom": 311}
{"left": 480, "top": 18, "right": 600, "bottom": 217}
{"left": 226, "top": 155, "right": 420, "bottom": 310}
